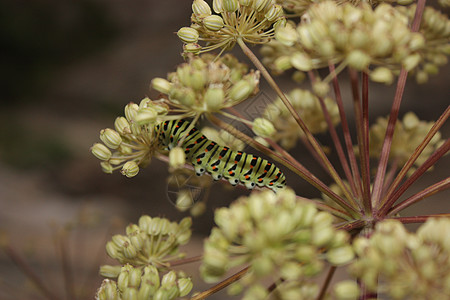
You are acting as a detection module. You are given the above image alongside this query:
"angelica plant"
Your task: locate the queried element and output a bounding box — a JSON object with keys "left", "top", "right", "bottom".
{"left": 92, "top": 0, "right": 449, "bottom": 299}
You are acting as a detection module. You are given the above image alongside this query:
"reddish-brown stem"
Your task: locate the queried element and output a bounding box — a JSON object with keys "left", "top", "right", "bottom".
{"left": 388, "top": 214, "right": 450, "bottom": 224}
{"left": 190, "top": 266, "right": 250, "bottom": 300}
{"left": 382, "top": 159, "right": 399, "bottom": 197}
{"left": 2, "top": 245, "right": 59, "bottom": 300}
{"left": 378, "top": 139, "right": 450, "bottom": 216}
{"left": 361, "top": 72, "right": 371, "bottom": 204}
{"left": 329, "top": 64, "right": 364, "bottom": 199}
{"left": 389, "top": 177, "right": 450, "bottom": 215}
{"left": 316, "top": 266, "right": 337, "bottom": 300}
{"left": 380, "top": 106, "right": 450, "bottom": 208}
{"left": 349, "top": 69, "right": 372, "bottom": 213}
{"left": 237, "top": 38, "right": 355, "bottom": 204}
{"left": 308, "top": 70, "right": 359, "bottom": 207}
{"left": 210, "top": 114, "right": 359, "bottom": 215}
{"left": 337, "top": 220, "right": 366, "bottom": 232}
{"left": 372, "top": 0, "right": 427, "bottom": 208}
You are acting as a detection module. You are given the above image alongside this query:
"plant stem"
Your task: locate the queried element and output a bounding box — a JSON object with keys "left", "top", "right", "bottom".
{"left": 388, "top": 214, "right": 450, "bottom": 224}
{"left": 190, "top": 266, "right": 250, "bottom": 300}
{"left": 210, "top": 114, "right": 359, "bottom": 215}
{"left": 389, "top": 177, "right": 450, "bottom": 215}
{"left": 237, "top": 38, "right": 355, "bottom": 204}
{"left": 378, "top": 139, "right": 450, "bottom": 216}
{"left": 349, "top": 69, "right": 372, "bottom": 213}
{"left": 380, "top": 105, "right": 449, "bottom": 209}
{"left": 329, "top": 64, "right": 363, "bottom": 199}
{"left": 296, "top": 196, "right": 353, "bottom": 221}
{"left": 57, "top": 229, "right": 76, "bottom": 300}
{"left": 316, "top": 266, "right": 337, "bottom": 300}
{"left": 169, "top": 255, "right": 203, "bottom": 267}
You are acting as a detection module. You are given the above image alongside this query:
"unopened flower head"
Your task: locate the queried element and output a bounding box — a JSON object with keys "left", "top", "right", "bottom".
{"left": 369, "top": 112, "right": 444, "bottom": 173}
{"left": 91, "top": 98, "right": 169, "bottom": 177}
{"left": 200, "top": 188, "right": 354, "bottom": 298}
{"left": 261, "top": 1, "right": 446, "bottom": 82}
{"left": 96, "top": 264, "right": 193, "bottom": 300}
{"left": 104, "top": 215, "right": 192, "bottom": 266}
{"left": 350, "top": 218, "right": 450, "bottom": 299}
{"left": 264, "top": 88, "right": 340, "bottom": 149}
{"left": 151, "top": 54, "right": 260, "bottom": 118}
{"left": 178, "top": 0, "right": 286, "bottom": 54}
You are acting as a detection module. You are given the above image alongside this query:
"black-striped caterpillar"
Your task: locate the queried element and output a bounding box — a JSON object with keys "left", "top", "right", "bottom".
{"left": 155, "top": 119, "right": 286, "bottom": 191}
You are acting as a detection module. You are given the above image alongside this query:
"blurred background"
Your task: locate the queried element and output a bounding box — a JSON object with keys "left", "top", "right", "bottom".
{"left": 0, "top": 0, "right": 448, "bottom": 299}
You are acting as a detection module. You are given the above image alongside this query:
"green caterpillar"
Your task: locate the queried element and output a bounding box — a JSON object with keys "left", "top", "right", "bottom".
{"left": 155, "top": 119, "right": 286, "bottom": 191}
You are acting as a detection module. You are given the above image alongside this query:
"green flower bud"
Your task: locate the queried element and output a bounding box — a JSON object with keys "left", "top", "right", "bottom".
{"left": 178, "top": 89, "right": 196, "bottom": 107}
{"left": 223, "top": 0, "right": 238, "bottom": 12}
{"left": 178, "top": 278, "right": 193, "bottom": 297}
{"left": 252, "top": 118, "right": 275, "bottom": 138}
{"left": 190, "top": 201, "right": 206, "bottom": 217}
{"left": 106, "top": 241, "right": 121, "bottom": 259}
{"left": 192, "top": 0, "right": 212, "bottom": 17}
{"left": 122, "top": 287, "right": 138, "bottom": 300}
{"left": 134, "top": 107, "right": 157, "bottom": 125}
{"left": 403, "top": 53, "right": 421, "bottom": 71}
{"left": 334, "top": 280, "right": 360, "bottom": 300}
{"left": 229, "top": 79, "right": 255, "bottom": 103}
{"left": 415, "top": 70, "right": 429, "bottom": 84}
{"left": 275, "top": 25, "right": 297, "bottom": 47}
{"left": 290, "top": 52, "right": 313, "bottom": 71}
{"left": 253, "top": 0, "right": 271, "bottom": 12}
{"left": 347, "top": 50, "right": 371, "bottom": 70}
{"left": 100, "top": 162, "right": 113, "bottom": 174}
{"left": 265, "top": 5, "right": 283, "bottom": 22}
{"left": 251, "top": 254, "right": 273, "bottom": 276}
{"left": 204, "top": 87, "right": 225, "bottom": 111}
{"left": 114, "top": 116, "right": 131, "bottom": 135}
{"left": 123, "top": 242, "right": 138, "bottom": 259}
{"left": 212, "top": 0, "right": 225, "bottom": 13}
{"left": 121, "top": 161, "right": 139, "bottom": 178}
{"left": 177, "top": 27, "right": 199, "bottom": 43}
{"left": 128, "top": 268, "right": 142, "bottom": 288}
{"left": 326, "top": 245, "right": 355, "bottom": 265}
{"left": 239, "top": 0, "right": 252, "bottom": 6}
{"left": 183, "top": 43, "right": 202, "bottom": 54}
{"left": 97, "top": 279, "right": 119, "bottom": 300}
{"left": 124, "top": 103, "right": 139, "bottom": 122}
{"left": 100, "top": 128, "right": 122, "bottom": 149}
{"left": 91, "top": 143, "right": 112, "bottom": 161}
{"left": 138, "top": 215, "right": 152, "bottom": 232}
{"left": 161, "top": 271, "right": 177, "bottom": 287}
{"left": 312, "top": 81, "right": 330, "bottom": 97}
{"left": 370, "top": 67, "right": 394, "bottom": 84}
{"left": 280, "top": 262, "right": 303, "bottom": 280}
{"left": 274, "top": 56, "right": 292, "bottom": 71}
{"left": 295, "top": 245, "right": 316, "bottom": 263}
{"left": 176, "top": 190, "right": 194, "bottom": 212}
{"left": 203, "top": 15, "right": 224, "bottom": 31}
{"left": 100, "top": 265, "right": 122, "bottom": 278}
{"left": 169, "top": 147, "right": 186, "bottom": 169}
{"left": 312, "top": 226, "right": 334, "bottom": 246}
{"left": 151, "top": 78, "right": 172, "bottom": 94}
{"left": 137, "top": 284, "right": 152, "bottom": 300}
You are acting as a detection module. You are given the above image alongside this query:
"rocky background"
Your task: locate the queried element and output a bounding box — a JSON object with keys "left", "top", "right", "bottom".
{"left": 0, "top": 1, "right": 448, "bottom": 299}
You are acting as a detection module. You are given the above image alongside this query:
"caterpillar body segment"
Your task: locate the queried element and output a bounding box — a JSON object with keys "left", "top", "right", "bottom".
{"left": 155, "top": 119, "right": 286, "bottom": 192}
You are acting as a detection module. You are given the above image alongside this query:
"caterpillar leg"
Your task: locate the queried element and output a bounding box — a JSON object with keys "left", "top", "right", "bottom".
{"left": 228, "top": 178, "right": 239, "bottom": 186}
{"left": 194, "top": 165, "right": 206, "bottom": 176}
{"left": 245, "top": 181, "right": 256, "bottom": 189}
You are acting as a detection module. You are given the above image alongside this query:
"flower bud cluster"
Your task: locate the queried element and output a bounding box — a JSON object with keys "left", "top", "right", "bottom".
{"left": 91, "top": 98, "right": 168, "bottom": 177}
{"left": 396, "top": 5, "right": 450, "bottom": 83}
{"left": 262, "top": 1, "right": 437, "bottom": 83}
{"left": 151, "top": 54, "right": 260, "bottom": 116}
{"left": 96, "top": 265, "right": 193, "bottom": 300}
{"left": 263, "top": 88, "right": 340, "bottom": 149}
{"left": 369, "top": 112, "right": 444, "bottom": 172}
{"left": 201, "top": 188, "right": 355, "bottom": 299}
{"left": 178, "top": 0, "right": 286, "bottom": 54}
{"left": 350, "top": 218, "right": 450, "bottom": 299}
{"left": 104, "top": 215, "right": 192, "bottom": 266}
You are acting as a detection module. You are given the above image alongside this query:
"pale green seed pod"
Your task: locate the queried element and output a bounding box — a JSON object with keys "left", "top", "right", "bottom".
{"left": 190, "top": 201, "right": 206, "bottom": 217}
{"left": 223, "top": 0, "right": 238, "bottom": 12}
{"left": 138, "top": 215, "right": 152, "bottom": 232}
{"left": 253, "top": 0, "right": 271, "bottom": 12}
{"left": 203, "top": 15, "right": 224, "bottom": 31}
{"left": 228, "top": 79, "right": 254, "bottom": 102}
{"left": 161, "top": 271, "right": 177, "bottom": 287}
{"left": 312, "top": 81, "right": 330, "bottom": 97}
{"left": 121, "top": 161, "right": 139, "bottom": 178}
{"left": 124, "top": 103, "right": 139, "bottom": 122}
{"left": 275, "top": 25, "right": 297, "bottom": 47}
{"left": 295, "top": 245, "right": 316, "bottom": 263}
{"left": 114, "top": 116, "right": 131, "bottom": 135}
{"left": 252, "top": 118, "right": 275, "bottom": 138}
{"left": 239, "top": 0, "right": 252, "bottom": 6}
{"left": 151, "top": 78, "right": 172, "bottom": 94}
{"left": 178, "top": 278, "right": 193, "bottom": 297}
{"left": 265, "top": 4, "right": 283, "bottom": 22}
{"left": 183, "top": 43, "right": 202, "bottom": 54}
{"left": 274, "top": 56, "right": 292, "bottom": 71}
{"left": 213, "top": 0, "right": 225, "bottom": 13}
{"left": 177, "top": 27, "right": 199, "bottom": 43}
{"left": 190, "top": 70, "right": 207, "bottom": 91}
{"left": 192, "top": 0, "right": 212, "bottom": 17}
{"left": 100, "top": 162, "right": 114, "bottom": 174}
{"left": 334, "top": 280, "right": 360, "bottom": 300}
{"left": 128, "top": 268, "right": 142, "bottom": 288}
{"left": 134, "top": 107, "right": 157, "bottom": 125}
{"left": 100, "top": 128, "right": 122, "bottom": 149}
{"left": 123, "top": 242, "right": 138, "bottom": 259}
{"left": 370, "top": 67, "right": 394, "bottom": 84}
{"left": 91, "top": 143, "right": 112, "bottom": 161}
{"left": 204, "top": 87, "right": 225, "bottom": 111}
{"left": 100, "top": 265, "right": 122, "bottom": 278}
{"left": 105, "top": 241, "right": 121, "bottom": 259}
{"left": 347, "top": 50, "right": 371, "bottom": 70}
{"left": 122, "top": 288, "right": 138, "bottom": 300}
{"left": 290, "top": 52, "right": 313, "bottom": 71}
{"left": 280, "top": 262, "right": 303, "bottom": 280}
{"left": 403, "top": 53, "right": 421, "bottom": 71}
{"left": 169, "top": 147, "right": 186, "bottom": 169}
{"left": 326, "top": 245, "right": 355, "bottom": 265}
{"left": 176, "top": 190, "right": 194, "bottom": 212}
{"left": 178, "top": 89, "right": 196, "bottom": 107}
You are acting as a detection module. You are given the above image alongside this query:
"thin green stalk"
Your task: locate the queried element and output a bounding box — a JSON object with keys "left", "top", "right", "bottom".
{"left": 389, "top": 177, "right": 450, "bottom": 215}
{"left": 237, "top": 37, "right": 355, "bottom": 204}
